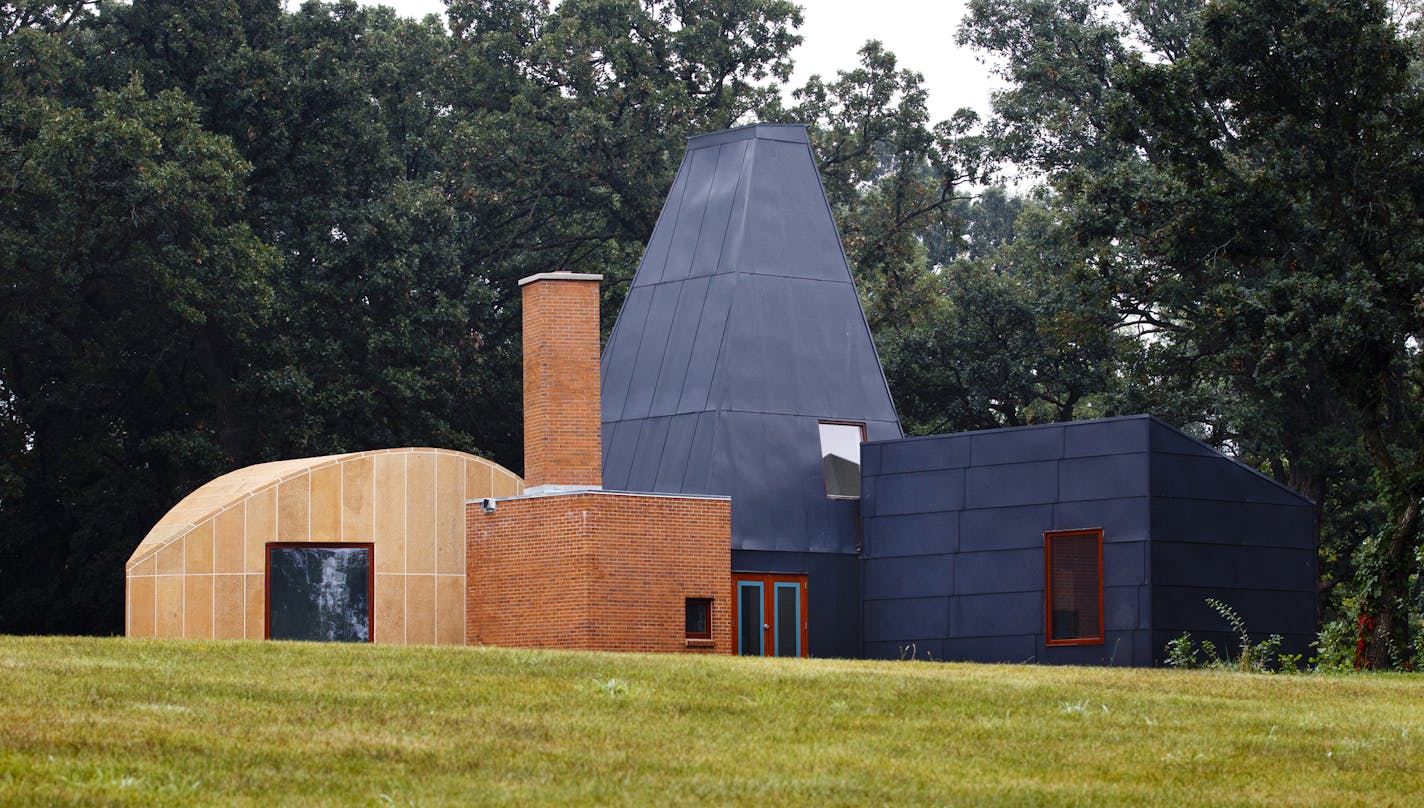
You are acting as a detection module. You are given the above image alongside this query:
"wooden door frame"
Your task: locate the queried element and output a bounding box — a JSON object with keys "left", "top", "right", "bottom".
{"left": 731, "top": 571, "right": 809, "bottom": 657}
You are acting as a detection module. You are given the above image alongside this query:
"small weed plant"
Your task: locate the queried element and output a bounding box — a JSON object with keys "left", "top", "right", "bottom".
{"left": 897, "top": 642, "right": 937, "bottom": 662}
{"left": 1164, "top": 632, "right": 1197, "bottom": 668}
{"left": 595, "top": 677, "right": 629, "bottom": 698}
{"left": 1163, "top": 598, "right": 1291, "bottom": 673}
{"left": 1311, "top": 618, "right": 1356, "bottom": 672}
{"left": 1277, "top": 653, "right": 1304, "bottom": 674}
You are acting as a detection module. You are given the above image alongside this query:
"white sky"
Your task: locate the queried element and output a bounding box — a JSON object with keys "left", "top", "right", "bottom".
{"left": 357, "top": 0, "right": 997, "bottom": 124}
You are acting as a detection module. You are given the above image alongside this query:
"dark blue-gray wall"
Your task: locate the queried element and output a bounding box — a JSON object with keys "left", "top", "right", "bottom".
{"left": 861, "top": 416, "right": 1315, "bottom": 666}
{"left": 1145, "top": 420, "right": 1317, "bottom": 660}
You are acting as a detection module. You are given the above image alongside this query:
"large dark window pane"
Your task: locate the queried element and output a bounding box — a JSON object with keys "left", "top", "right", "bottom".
{"left": 268, "top": 545, "right": 372, "bottom": 642}
{"left": 738, "top": 583, "right": 763, "bottom": 655}
{"left": 775, "top": 583, "right": 799, "bottom": 657}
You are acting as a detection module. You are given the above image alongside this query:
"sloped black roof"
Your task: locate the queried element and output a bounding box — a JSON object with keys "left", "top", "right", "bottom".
{"left": 601, "top": 124, "right": 901, "bottom": 553}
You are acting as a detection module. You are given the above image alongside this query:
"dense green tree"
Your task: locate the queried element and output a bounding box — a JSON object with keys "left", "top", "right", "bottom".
{"left": 440, "top": 0, "right": 803, "bottom": 305}
{"left": 0, "top": 19, "right": 275, "bottom": 630}
{"left": 963, "top": 0, "right": 1424, "bottom": 666}
{"left": 788, "top": 41, "right": 987, "bottom": 331}
{"left": 92, "top": 0, "right": 513, "bottom": 462}
{"left": 881, "top": 191, "right": 1133, "bottom": 435}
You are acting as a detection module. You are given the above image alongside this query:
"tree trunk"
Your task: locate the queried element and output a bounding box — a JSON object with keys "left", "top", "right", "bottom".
{"left": 1357, "top": 426, "right": 1423, "bottom": 669}
{"left": 1361, "top": 496, "right": 1420, "bottom": 669}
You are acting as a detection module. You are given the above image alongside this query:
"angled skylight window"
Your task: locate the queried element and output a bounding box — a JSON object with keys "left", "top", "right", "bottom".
{"left": 819, "top": 422, "right": 865, "bottom": 498}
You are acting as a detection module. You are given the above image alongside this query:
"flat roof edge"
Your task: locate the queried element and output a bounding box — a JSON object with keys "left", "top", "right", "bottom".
{"left": 863, "top": 414, "right": 1316, "bottom": 507}
{"left": 864, "top": 414, "right": 1155, "bottom": 446}
{"left": 468, "top": 489, "right": 731, "bottom": 505}
{"left": 518, "top": 271, "right": 603, "bottom": 286}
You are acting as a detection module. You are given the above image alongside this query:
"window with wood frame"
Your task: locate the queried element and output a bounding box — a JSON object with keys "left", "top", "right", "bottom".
{"left": 685, "top": 598, "right": 713, "bottom": 640}
{"left": 1044, "top": 529, "right": 1103, "bottom": 645}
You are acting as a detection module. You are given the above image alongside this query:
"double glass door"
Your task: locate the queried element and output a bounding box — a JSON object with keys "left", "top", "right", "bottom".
{"left": 734, "top": 573, "right": 808, "bottom": 657}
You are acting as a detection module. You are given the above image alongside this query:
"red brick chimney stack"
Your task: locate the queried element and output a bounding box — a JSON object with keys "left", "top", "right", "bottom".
{"left": 519, "top": 272, "right": 603, "bottom": 490}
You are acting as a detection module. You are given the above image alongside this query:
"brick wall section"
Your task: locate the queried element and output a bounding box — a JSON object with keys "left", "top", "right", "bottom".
{"left": 467, "top": 491, "right": 732, "bottom": 653}
{"left": 520, "top": 273, "right": 602, "bottom": 488}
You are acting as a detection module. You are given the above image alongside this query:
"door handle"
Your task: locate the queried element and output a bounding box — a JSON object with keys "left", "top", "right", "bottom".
{"left": 763, "top": 624, "right": 770, "bottom": 631}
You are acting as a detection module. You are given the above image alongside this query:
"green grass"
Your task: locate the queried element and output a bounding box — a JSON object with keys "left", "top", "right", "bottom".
{"left": 0, "top": 637, "right": 1421, "bottom": 805}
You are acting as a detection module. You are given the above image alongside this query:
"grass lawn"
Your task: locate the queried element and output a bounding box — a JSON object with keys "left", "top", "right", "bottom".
{"left": 0, "top": 637, "right": 1420, "bottom": 805}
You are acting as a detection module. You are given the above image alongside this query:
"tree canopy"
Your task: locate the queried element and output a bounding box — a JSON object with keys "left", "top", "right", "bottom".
{"left": 960, "top": 0, "right": 1424, "bottom": 667}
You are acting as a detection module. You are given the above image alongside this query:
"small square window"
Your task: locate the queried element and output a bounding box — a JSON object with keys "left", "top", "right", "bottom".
{"left": 818, "top": 421, "right": 865, "bottom": 498}
{"left": 685, "top": 598, "right": 713, "bottom": 640}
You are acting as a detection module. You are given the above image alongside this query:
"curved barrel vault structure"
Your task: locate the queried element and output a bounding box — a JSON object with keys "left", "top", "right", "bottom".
{"left": 125, "top": 448, "right": 522, "bottom": 644}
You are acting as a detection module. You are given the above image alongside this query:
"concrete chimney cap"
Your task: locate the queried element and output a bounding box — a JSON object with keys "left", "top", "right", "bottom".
{"left": 517, "top": 272, "right": 603, "bottom": 286}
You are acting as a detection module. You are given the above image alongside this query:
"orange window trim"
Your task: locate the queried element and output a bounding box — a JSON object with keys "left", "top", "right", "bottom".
{"left": 1043, "top": 528, "right": 1105, "bottom": 647}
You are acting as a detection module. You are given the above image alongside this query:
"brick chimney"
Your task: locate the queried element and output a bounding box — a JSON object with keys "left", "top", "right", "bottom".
{"left": 519, "top": 272, "right": 603, "bottom": 491}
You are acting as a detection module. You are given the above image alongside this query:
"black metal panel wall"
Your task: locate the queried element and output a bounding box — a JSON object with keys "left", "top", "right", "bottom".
{"left": 601, "top": 124, "right": 902, "bottom": 559}
{"left": 1145, "top": 420, "right": 1317, "bottom": 661}
{"left": 862, "top": 417, "right": 1155, "bottom": 666}
{"left": 862, "top": 415, "right": 1317, "bottom": 666}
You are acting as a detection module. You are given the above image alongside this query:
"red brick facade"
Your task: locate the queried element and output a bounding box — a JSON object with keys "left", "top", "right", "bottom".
{"left": 464, "top": 272, "right": 732, "bottom": 655}
{"left": 520, "top": 273, "right": 602, "bottom": 489}
{"left": 466, "top": 491, "right": 732, "bottom": 653}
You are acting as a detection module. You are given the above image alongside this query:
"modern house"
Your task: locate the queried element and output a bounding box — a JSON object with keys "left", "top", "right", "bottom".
{"left": 126, "top": 124, "right": 1316, "bottom": 665}
{"left": 598, "top": 123, "right": 1315, "bottom": 663}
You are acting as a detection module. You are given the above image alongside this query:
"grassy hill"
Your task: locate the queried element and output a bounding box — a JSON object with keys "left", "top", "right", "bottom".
{"left": 0, "top": 637, "right": 1420, "bottom": 805}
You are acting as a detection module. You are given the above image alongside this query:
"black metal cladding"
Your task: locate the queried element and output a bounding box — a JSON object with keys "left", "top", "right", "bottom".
{"left": 861, "top": 415, "right": 1316, "bottom": 666}
{"left": 601, "top": 124, "right": 901, "bottom": 556}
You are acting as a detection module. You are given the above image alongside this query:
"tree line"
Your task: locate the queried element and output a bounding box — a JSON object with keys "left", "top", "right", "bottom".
{"left": 1, "top": 0, "right": 1420, "bottom": 668}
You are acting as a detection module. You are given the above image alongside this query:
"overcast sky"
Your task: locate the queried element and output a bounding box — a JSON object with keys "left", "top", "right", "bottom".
{"left": 354, "top": 0, "right": 998, "bottom": 123}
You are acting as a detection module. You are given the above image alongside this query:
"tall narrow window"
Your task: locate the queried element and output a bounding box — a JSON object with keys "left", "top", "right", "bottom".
{"left": 1044, "top": 529, "right": 1103, "bottom": 645}
{"left": 818, "top": 421, "right": 866, "bottom": 498}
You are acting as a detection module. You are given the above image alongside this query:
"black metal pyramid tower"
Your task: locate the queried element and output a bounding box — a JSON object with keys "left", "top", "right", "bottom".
{"left": 600, "top": 124, "right": 902, "bottom": 655}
